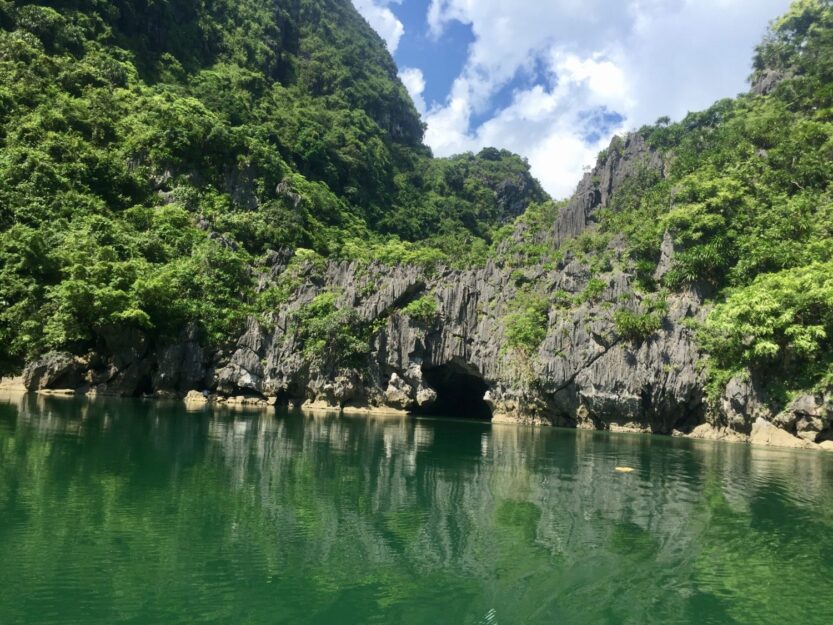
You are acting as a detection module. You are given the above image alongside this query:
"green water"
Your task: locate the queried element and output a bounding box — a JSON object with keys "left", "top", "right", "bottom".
{"left": 1, "top": 393, "right": 833, "bottom": 625}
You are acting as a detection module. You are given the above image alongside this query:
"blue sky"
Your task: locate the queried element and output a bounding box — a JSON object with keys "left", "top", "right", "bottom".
{"left": 352, "top": 0, "right": 793, "bottom": 198}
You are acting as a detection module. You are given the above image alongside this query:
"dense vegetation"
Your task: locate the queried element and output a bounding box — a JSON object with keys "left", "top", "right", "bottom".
{"left": 589, "top": 0, "right": 833, "bottom": 399}
{"left": 0, "top": 0, "right": 544, "bottom": 373}
{"left": 1, "top": 0, "right": 832, "bottom": 406}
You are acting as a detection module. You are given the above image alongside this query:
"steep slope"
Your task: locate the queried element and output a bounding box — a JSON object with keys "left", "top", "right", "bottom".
{"left": 187, "top": 0, "right": 833, "bottom": 446}
{"left": 0, "top": 0, "right": 544, "bottom": 373}
{"left": 6, "top": 0, "right": 833, "bottom": 448}
{"left": 574, "top": 0, "right": 833, "bottom": 439}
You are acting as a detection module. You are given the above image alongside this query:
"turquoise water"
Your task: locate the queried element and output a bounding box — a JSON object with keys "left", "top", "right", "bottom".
{"left": 1, "top": 392, "right": 833, "bottom": 625}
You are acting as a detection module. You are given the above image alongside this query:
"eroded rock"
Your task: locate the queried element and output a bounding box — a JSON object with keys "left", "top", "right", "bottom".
{"left": 16, "top": 128, "right": 828, "bottom": 451}
{"left": 774, "top": 394, "right": 831, "bottom": 442}
{"left": 750, "top": 418, "right": 819, "bottom": 450}
{"left": 23, "top": 352, "right": 85, "bottom": 391}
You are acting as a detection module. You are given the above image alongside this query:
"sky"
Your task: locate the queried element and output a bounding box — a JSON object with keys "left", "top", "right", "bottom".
{"left": 351, "top": 0, "right": 793, "bottom": 198}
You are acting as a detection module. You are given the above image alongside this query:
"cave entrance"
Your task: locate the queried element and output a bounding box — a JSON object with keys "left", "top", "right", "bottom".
{"left": 419, "top": 360, "right": 492, "bottom": 421}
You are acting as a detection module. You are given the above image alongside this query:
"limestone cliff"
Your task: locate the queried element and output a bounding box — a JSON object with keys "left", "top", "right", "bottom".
{"left": 20, "top": 132, "right": 831, "bottom": 450}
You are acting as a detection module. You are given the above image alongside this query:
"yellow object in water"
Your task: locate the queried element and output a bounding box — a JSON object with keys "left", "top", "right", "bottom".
{"left": 615, "top": 467, "right": 635, "bottom": 473}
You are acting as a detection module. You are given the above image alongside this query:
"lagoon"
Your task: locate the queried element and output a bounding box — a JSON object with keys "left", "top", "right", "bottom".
{"left": 1, "top": 392, "right": 832, "bottom": 625}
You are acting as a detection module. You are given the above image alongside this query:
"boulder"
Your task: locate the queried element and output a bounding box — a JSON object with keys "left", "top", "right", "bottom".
{"left": 774, "top": 394, "right": 830, "bottom": 442}
{"left": 416, "top": 385, "right": 437, "bottom": 408}
{"left": 750, "top": 418, "right": 818, "bottom": 450}
{"left": 685, "top": 423, "right": 748, "bottom": 443}
{"left": 184, "top": 390, "right": 209, "bottom": 405}
{"left": 719, "top": 375, "right": 768, "bottom": 434}
{"left": 23, "top": 352, "right": 84, "bottom": 391}
{"left": 384, "top": 373, "right": 414, "bottom": 410}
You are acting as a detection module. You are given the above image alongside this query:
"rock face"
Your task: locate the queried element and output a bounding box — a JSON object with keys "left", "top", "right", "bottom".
{"left": 210, "top": 240, "right": 706, "bottom": 434}
{"left": 750, "top": 418, "right": 819, "bottom": 450}
{"left": 15, "top": 133, "right": 831, "bottom": 450}
{"left": 23, "top": 353, "right": 84, "bottom": 390}
{"left": 21, "top": 326, "right": 210, "bottom": 398}
{"left": 750, "top": 68, "right": 791, "bottom": 95}
{"left": 553, "top": 134, "right": 663, "bottom": 246}
{"left": 773, "top": 394, "right": 832, "bottom": 443}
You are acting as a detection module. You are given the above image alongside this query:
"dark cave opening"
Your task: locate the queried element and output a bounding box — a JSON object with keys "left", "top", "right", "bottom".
{"left": 418, "top": 360, "right": 493, "bottom": 421}
{"left": 134, "top": 372, "right": 154, "bottom": 397}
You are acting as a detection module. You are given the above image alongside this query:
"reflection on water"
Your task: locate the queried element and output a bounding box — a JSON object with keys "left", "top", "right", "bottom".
{"left": 1, "top": 392, "right": 833, "bottom": 625}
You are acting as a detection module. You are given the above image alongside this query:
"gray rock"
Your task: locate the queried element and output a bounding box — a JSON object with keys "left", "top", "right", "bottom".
{"left": 184, "top": 390, "right": 209, "bottom": 405}
{"left": 750, "top": 68, "right": 790, "bottom": 95}
{"left": 100, "top": 359, "right": 154, "bottom": 396}
{"left": 553, "top": 134, "right": 664, "bottom": 246}
{"left": 153, "top": 324, "right": 207, "bottom": 393}
{"left": 750, "top": 417, "right": 818, "bottom": 450}
{"left": 653, "top": 231, "right": 675, "bottom": 281}
{"left": 775, "top": 394, "right": 830, "bottom": 442}
{"left": 215, "top": 318, "right": 268, "bottom": 395}
{"left": 718, "top": 375, "right": 769, "bottom": 433}
{"left": 23, "top": 352, "right": 84, "bottom": 391}
{"left": 384, "top": 373, "right": 414, "bottom": 410}
{"left": 202, "top": 250, "right": 707, "bottom": 433}
{"left": 416, "top": 385, "right": 437, "bottom": 408}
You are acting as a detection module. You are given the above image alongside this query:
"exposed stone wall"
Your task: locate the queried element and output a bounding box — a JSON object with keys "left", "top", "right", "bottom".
{"left": 17, "top": 133, "right": 833, "bottom": 451}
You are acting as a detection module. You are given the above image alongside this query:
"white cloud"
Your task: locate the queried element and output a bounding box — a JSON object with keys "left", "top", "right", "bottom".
{"left": 399, "top": 67, "right": 427, "bottom": 115}
{"left": 619, "top": 0, "right": 791, "bottom": 124}
{"left": 423, "top": 52, "right": 631, "bottom": 197}
{"left": 553, "top": 53, "right": 630, "bottom": 105}
{"left": 417, "top": 0, "right": 792, "bottom": 197}
{"left": 352, "top": 0, "right": 405, "bottom": 53}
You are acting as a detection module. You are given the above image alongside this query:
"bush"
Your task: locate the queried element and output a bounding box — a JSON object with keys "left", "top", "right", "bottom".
{"left": 613, "top": 309, "right": 664, "bottom": 343}
{"left": 504, "top": 293, "right": 548, "bottom": 355}
{"left": 700, "top": 262, "right": 833, "bottom": 385}
{"left": 401, "top": 295, "right": 439, "bottom": 323}
{"left": 295, "top": 292, "right": 369, "bottom": 368}
{"left": 577, "top": 278, "right": 607, "bottom": 304}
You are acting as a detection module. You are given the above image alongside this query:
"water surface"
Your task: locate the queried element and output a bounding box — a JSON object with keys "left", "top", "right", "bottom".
{"left": 1, "top": 392, "right": 832, "bottom": 625}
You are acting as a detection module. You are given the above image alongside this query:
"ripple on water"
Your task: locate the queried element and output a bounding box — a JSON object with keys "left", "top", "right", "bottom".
{"left": 2, "top": 401, "right": 833, "bottom": 624}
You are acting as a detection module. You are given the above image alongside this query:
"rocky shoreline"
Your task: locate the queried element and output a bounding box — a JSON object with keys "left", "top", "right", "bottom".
{"left": 7, "top": 135, "right": 832, "bottom": 453}
{"left": 2, "top": 383, "right": 831, "bottom": 453}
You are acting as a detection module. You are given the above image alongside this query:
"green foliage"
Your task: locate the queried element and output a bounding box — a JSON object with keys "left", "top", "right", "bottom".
{"left": 613, "top": 309, "right": 664, "bottom": 344}
{"left": 568, "top": 0, "right": 833, "bottom": 396}
{"left": 0, "top": 0, "right": 544, "bottom": 373}
{"left": 379, "top": 148, "right": 547, "bottom": 245}
{"left": 494, "top": 200, "right": 564, "bottom": 270}
{"left": 401, "top": 295, "right": 439, "bottom": 324}
{"left": 752, "top": 0, "right": 833, "bottom": 108}
{"left": 551, "top": 290, "right": 575, "bottom": 310}
{"left": 577, "top": 278, "right": 608, "bottom": 305}
{"left": 504, "top": 291, "right": 549, "bottom": 356}
{"left": 700, "top": 262, "right": 833, "bottom": 389}
{"left": 294, "top": 292, "right": 369, "bottom": 368}
{"left": 338, "top": 236, "right": 447, "bottom": 268}
{"left": 0, "top": 205, "right": 251, "bottom": 368}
